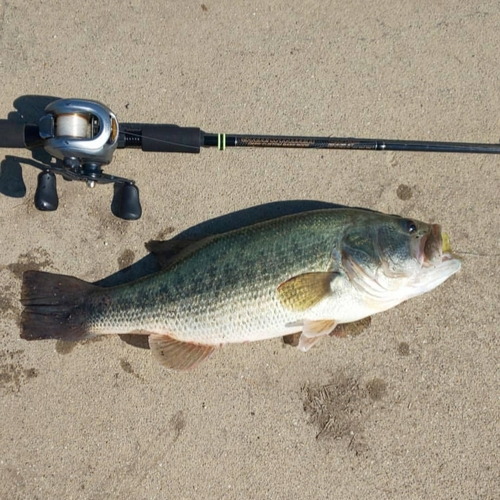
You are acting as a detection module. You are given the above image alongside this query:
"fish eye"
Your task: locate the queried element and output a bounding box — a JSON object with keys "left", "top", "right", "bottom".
{"left": 403, "top": 219, "right": 417, "bottom": 234}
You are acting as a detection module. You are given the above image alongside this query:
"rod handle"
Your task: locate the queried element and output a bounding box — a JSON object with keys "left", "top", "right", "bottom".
{"left": 0, "top": 120, "right": 43, "bottom": 149}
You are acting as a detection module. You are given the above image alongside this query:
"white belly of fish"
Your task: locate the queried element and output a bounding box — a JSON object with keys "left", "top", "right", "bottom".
{"left": 152, "top": 283, "right": 372, "bottom": 345}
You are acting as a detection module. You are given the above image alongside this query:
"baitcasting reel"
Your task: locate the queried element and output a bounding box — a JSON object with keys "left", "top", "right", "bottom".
{"left": 0, "top": 98, "right": 208, "bottom": 219}
{"left": 3, "top": 99, "right": 141, "bottom": 219}
{"left": 37, "top": 99, "right": 142, "bottom": 217}
{"left": 2, "top": 97, "right": 500, "bottom": 220}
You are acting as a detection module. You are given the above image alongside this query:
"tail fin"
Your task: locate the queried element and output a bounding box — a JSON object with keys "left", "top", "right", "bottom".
{"left": 21, "top": 270, "right": 100, "bottom": 341}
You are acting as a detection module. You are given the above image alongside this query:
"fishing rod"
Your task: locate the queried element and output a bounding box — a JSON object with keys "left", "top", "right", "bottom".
{"left": 1, "top": 98, "right": 499, "bottom": 220}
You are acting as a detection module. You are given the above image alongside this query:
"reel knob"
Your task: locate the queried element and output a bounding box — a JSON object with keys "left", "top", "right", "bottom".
{"left": 114, "top": 182, "right": 142, "bottom": 220}
{"left": 34, "top": 170, "right": 59, "bottom": 211}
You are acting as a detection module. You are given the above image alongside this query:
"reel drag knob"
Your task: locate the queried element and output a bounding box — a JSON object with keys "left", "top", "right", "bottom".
{"left": 34, "top": 170, "right": 59, "bottom": 211}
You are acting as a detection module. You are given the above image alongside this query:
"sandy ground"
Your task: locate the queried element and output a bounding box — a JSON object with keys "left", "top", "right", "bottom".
{"left": 1, "top": 1, "right": 499, "bottom": 498}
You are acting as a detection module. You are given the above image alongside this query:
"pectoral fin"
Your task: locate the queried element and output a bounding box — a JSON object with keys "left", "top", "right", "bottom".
{"left": 148, "top": 333, "right": 218, "bottom": 371}
{"left": 297, "top": 319, "right": 338, "bottom": 352}
{"left": 277, "top": 272, "right": 338, "bottom": 311}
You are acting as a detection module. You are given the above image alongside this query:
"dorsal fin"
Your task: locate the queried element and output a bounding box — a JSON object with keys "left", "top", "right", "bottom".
{"left": 145, "top": 238, "right": 205, "bottom": 268}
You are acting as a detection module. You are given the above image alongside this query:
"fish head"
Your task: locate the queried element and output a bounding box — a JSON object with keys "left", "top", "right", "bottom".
{"left": 341, "top": 214, "right": 461, "bottom": 308}
{"left": 376, "top": 216, "right": 460, "bottom": 277}
{"left": 376, "top": 217, "right": 435, "bottom": 274}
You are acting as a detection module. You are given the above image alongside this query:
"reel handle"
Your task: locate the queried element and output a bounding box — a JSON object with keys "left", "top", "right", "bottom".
{"left": 35, "top": 170, "right": 58, "bottom": 211}
{"left": 113, "top": 183, "right": 142, "bottom": 221}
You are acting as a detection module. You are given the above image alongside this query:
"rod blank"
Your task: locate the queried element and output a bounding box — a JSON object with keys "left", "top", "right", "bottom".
{"left": 202, "top": 133, "right": 500, "bottom": 154}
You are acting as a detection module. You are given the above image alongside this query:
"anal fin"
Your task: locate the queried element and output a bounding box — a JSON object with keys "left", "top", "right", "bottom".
{"left": 148, "top": 333, "right": 217, "bottom": 371}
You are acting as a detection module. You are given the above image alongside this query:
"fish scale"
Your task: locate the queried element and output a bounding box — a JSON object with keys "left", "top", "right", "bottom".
{"left": 86, "top": 213, "right": 341, "bottom": 342}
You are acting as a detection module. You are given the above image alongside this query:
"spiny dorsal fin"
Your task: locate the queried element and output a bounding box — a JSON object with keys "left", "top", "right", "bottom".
{"left": 148, "top": 333, "right": 217, "bottom": 371}
{"left": 277, "top": 272, "right": 338, "bottom": 311}
{"left": 145, "top": 238, "right": 204, "bottom": 269}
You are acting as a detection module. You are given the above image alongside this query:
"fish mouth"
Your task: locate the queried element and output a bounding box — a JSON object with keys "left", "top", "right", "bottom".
{"left": 417, "top": 224, "right": 454, "bottom": 266}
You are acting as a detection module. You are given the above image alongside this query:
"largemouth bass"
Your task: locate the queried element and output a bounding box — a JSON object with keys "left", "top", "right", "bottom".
{"left": 20, "top": 208, "right": 461, "bottom": 370}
